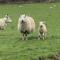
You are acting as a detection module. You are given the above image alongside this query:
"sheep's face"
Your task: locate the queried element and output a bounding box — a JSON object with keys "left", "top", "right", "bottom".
{"left": 5, "top": 15, "right": 12, "bottom": 23}
{"left": 39, "top": 21, "right": 45, "bottom": 27}
{"left": 20, "top": 14, "right": 26, "bottom": 24}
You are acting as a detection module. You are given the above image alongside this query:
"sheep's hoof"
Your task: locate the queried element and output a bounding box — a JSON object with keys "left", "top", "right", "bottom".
{"left": 38, "top": 37, "right": 40, "bottom": 40}
{"left": 42, "top": 38, "right": 45, "bottom": 40}
{"left": 23, "top": 37, "right": 28, "bottom": 40}
{"left": 38, "top": 36, "right": 45, "bottom": 40}
{"left": 38, "top": 35, "right": 41, "bottom": 40}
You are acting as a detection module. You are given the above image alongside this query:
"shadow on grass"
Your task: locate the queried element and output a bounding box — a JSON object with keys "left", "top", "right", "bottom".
{"left": 28, "top": 35, "right": 60, "bottom": 41}
{"left": 47, "top": 35, "right": 60, "bottom": 40}
{"left": 17, "top": 35, "right": 38, "bottom": 41}
{"left": 28, "top": 36, "right": 38, "bottom": 40}
{"left": 17, "top": 34, "right": 60, "bottom": 41}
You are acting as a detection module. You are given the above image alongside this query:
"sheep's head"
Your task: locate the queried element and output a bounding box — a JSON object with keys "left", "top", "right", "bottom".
{"left": 39, "top": 21, "right": 46, "bottom": 28}
{"left": 20, "top": 14, "right": 26, "bottom": 24}
{"left": 4, "top": 14, "right": 12, "bottom": 23}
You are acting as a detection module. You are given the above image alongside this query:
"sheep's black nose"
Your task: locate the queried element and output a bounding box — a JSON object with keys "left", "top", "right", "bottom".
{"left": 22, "top": 20, "right": 24, "bottom": 23}
{"left": 40, "top": 25, "right": 43, "bottom": 27}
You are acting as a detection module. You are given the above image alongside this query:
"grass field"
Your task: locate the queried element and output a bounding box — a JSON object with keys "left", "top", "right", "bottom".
{"left": 0, "top": 3, "right": 60, "bottom": 60}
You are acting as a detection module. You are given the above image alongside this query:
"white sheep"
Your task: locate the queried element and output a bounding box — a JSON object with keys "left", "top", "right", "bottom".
{"left": 0, "top": 14, "right": 12, "bottom": 30}
{"left": 18, "top": 14, "right": 35, "bottom": 40}
{"left": 38, "top": 21, "right": 47, "bottom": 40}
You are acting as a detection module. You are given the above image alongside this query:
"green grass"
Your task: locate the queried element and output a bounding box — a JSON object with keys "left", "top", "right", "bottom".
{"left": 0, "top": 3, "right": 60, "bottom": 60}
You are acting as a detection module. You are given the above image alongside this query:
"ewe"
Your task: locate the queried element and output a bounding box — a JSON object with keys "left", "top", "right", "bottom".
{"left": 0, "top": 14, "right": 12, "bottom": 30}
{"left": 18, "top": 14, "right": 35, "bottom": 40}
{"left": 38, "top": 21, "right": 47, "bottom": 40}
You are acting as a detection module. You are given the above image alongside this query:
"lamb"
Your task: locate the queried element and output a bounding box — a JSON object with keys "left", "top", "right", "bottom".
{"left": 38, "top": 21, "right": 47, "bottom": 40}
{"left": 18, "top": 14, "right": 35, "bottom": 40}
{"left": 0, "top": 14, "right": 12, "bottom": 30}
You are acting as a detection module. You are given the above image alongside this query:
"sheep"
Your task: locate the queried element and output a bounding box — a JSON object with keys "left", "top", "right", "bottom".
{"left": 0, "top": 14, "right": 12, "bottom": 30}
{"left": 38, "top": 21, "right": 47, "bottom": 40}
{"left": 18, "top": 14, "right": 35, "bottom": 40}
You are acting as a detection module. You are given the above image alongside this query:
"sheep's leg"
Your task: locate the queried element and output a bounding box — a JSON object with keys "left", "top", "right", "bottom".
{"left": 23, "top": 35, "right": 26, "bottom": 40}
{"left": 44, "top": 33, "right": 47, "bottom": 39}
{"left": 25, "top": 33, "right": 28, "bottom": 40}
{"left": 39, "top": 33, "right": 45, "bottom": 40}
{"left": 38, "top": 33, "right": 43, "bottom": 40}
{"left": 21, "top": 32, "right": 28, "bottom": 40}
{"left": 42, "top": 33, "right": 45, "bottom": 40}
{"left": 0, "top": 27, "right": 1, "bottom": 30}
{"left": 0, "top": 27, "right": 4, "bottom": 30}
{"left": 21, "top": 33, "right": 24, "bottom": 40}
{"left": 38, "top": 33, "right": 41, "bottom": 40}
{"left": 22, "top": 33, "right": 27, "bottom": 40}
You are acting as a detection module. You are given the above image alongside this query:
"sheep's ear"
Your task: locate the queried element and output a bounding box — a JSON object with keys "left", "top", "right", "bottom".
{"left": 6, "top": 14, "right": 8, "bottom": 16}
{"left": 5, "top": 14, "right": 9, "bottom": 18}
{"left": 5, "top": 14, "right": 8, "bottom": 16}
{"left": 5, "top": 14, "right": 8, "bottom": 17}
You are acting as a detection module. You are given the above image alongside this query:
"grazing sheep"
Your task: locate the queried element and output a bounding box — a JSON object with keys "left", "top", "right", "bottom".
{"left": 38, "top": 21, "right": 47, "bottom": 40}
{"left": 0, "top": 14, "right": 12, "bottom": 30}
{"left": 18, "top": 14, "right": 35, "bottom": 40}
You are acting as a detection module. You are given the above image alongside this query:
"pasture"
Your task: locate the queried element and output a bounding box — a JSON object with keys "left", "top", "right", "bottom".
{"left": 0, "top": 3, "right": 60, "bottom": 60}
